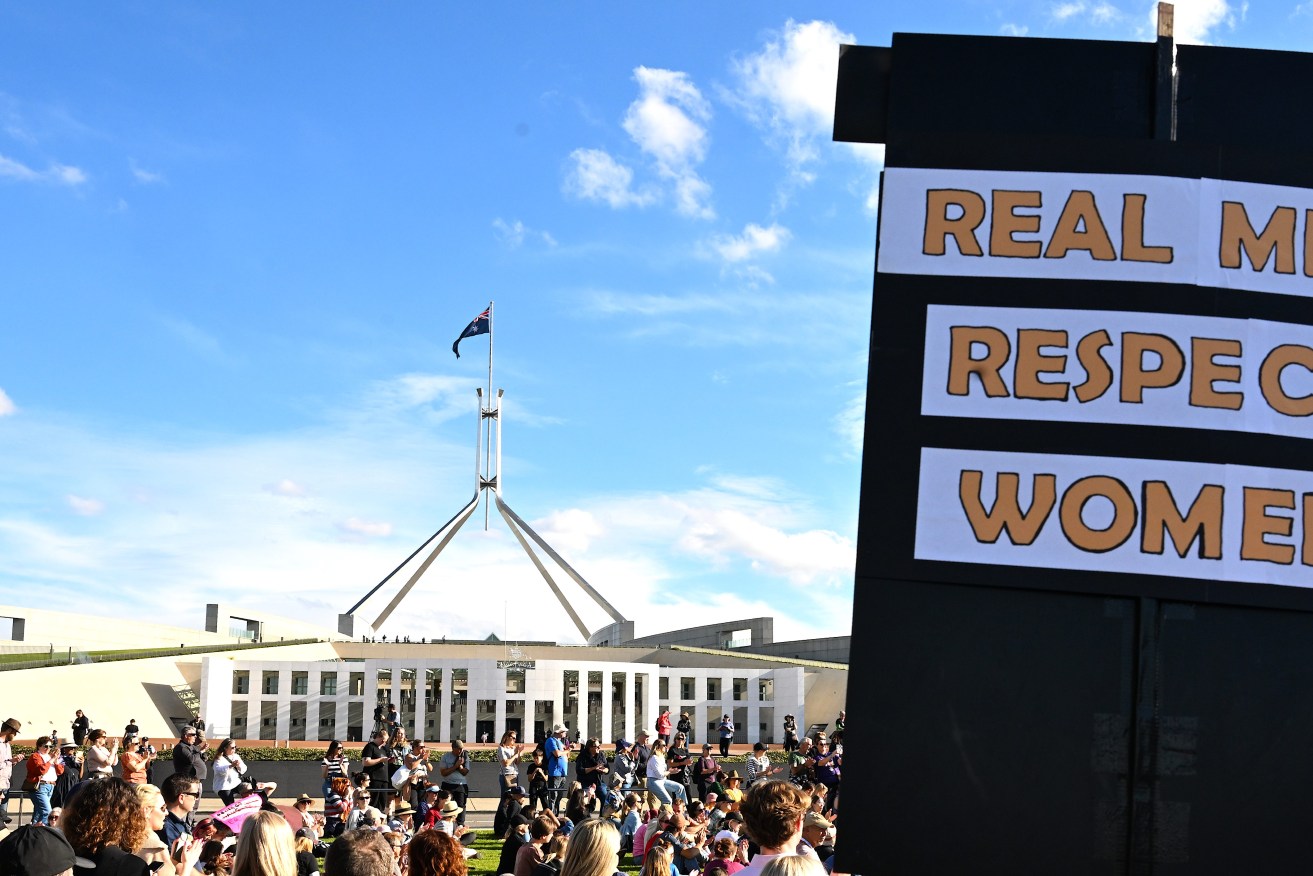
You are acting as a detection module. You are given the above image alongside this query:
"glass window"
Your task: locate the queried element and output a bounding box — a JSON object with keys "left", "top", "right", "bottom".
{"left": 233, "top": 671, "right": 250, "bottom": 695}
{"left": 291, "top": 672, "right": 308, "bottom": 696}
{"left": 321, "top": 674, "right": 338, "bottom": 696}
{"left": 261, "top": 671, "right": 279, "bottom": 695}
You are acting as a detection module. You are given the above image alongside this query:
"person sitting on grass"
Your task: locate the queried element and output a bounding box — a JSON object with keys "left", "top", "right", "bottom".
{"left": 408, "top": 828, "right": 467, "bottom": 876}
{"left": 496, "top": 814, "right": 533, "bottom": 875}
{"left": 514, "top": 815, "right": 556, "bottom": 876}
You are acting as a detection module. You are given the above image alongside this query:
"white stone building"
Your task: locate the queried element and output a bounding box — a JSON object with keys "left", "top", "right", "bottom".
{"left": 201, "top": 644, "right": 816, "bottom": 744}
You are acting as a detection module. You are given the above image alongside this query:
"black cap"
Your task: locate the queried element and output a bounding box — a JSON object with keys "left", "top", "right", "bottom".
{"left": 0, "top": 825, "right": 76, "bottom": 876}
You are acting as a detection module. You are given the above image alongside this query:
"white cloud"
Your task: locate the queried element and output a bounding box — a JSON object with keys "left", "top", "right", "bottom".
{"left": 676, "top": 507, "right": 851, "bottom": 585}
{"left": 622, "top": 67, "right": 715, "bottom": 219}
{"left": 564, "top": 148, "right": 656, "bottom": 209}
{"left": 834, "top": 394, "right": 865, "bottom": 458}
{"left": 1053, "top": 1, "right": 1086, "bottom": 20}
{"left": 708, "top": 223, "right": 792, "bottom": 263}
{"left": 131, "top": 163, "right": 165, "bottom": 184}
{"left": 67, "top": 495, "right": 105, "bottom": 516}
{"left": 0, "top": 153, "right": 87, "bottom": 186}
{"left": 1053, "top": 1, "right": 1122, "bottom": 25}
{"left": 0, "top": 388, "right": 15, "bottom": 416}
{"left": 565, "top": 67, "right": 715, "bottom": 219}
{"left": 1000, "top": 23, "right": 1031, "bottom": 36}
{"left": 266, "top": 479, "right": 307, "bottom": 498}
{"left": 731, "top": 20, "right": 855, "bottom": 174}
{"left": 531, "top": 508, "right": 603, "bottom": 555}
{"left": 1155, "top": 0, "right": 1241, "bottom": 44}
{"left": 493, "top": 218, "right": 557, "bottom": 248}
{"left": 156, "top": 315, "right": 227, "bottom": 362}
{"left": 338, "top": 517, "right": 393, "bottom": 539}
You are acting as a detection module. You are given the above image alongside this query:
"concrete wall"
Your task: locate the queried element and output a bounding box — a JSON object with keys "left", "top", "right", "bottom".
{"left": 0, "top": 604, "right": 244, "bottom": 652}
{"left": 206, "top": 603, "right": 344, "bottom": 643}
{"left": 627, "top": 617, "right": 774, "bottom": 650}
{"left": 743, "top": 636, "right": 851, "bottom": 665}
{"left": 0, "top": 641, "right": 339, "bottom": 741}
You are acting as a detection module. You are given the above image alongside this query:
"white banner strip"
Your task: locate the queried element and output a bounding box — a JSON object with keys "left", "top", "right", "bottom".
{"left": 915, "top": 447, "right": 1313, "bottom": 587}
{"left": 879, "top": 168, "right": 1313, "bottom": 299}
{"left": 921, "top": 305, "right": 1313, "bottom": 440}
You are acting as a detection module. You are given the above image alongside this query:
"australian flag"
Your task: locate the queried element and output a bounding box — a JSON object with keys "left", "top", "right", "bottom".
{"left": 452, "top": 306, "right": 490, "bottom": 358}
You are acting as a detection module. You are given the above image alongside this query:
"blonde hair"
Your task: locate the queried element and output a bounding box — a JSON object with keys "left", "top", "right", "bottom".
{"left": 542, "top": 834, "right": 569, "bottom": 865}
{"left": 294, "top": 836, "right": 314, "bottom": 855}
{"left": 134, "top": 783, "right": 164, "bottom": 812}
{"left": 232, "top": 810, "right": 297, "bottom": 876}
{"left": 639, "top": 843, "right": 672, "bottom": 876}
{"left": 559, "top": 819, "right": 619, "bottom": 876}
{"left": 758, "top": 856, "right": 827, "bottom": 876}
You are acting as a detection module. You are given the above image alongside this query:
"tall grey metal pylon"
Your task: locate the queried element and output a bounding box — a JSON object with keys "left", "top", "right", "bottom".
{"left": 341, "top": 381, "right": 628, "bottom": 638}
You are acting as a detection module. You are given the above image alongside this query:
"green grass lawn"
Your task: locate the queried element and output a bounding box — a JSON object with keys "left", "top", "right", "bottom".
{"left": 463, "top": 831, "right": 641, "bottom": 876}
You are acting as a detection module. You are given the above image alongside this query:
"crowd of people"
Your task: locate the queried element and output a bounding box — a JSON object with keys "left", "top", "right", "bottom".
{"left": 0, "top": 706, "right": 845, "bottom": 876}
{"left": 484, "top": 713, "right": 843, "bottom": 876}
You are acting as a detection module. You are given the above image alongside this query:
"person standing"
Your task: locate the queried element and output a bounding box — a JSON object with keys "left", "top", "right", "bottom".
{"left": 70, "top": 710, "right": 90, "bottom": 746}
{"left": 24, "top": 736, "right": 64, "bottom": 825}
{"left": 121, "top": 736, "right": 153, "bottom": 785}
{"left": 667, "top": 733, "right": 694, "bottom": 802}
{"left": 656, "top": 710, "right": 673, "bottom": 747}
{"left": 438, "top": 740, "right": 470, "bottom": 827}
{"left": 575, "top": 738, "right": 609, "bottom": 798}
{"left": 676, "top": 712, "right": 693, "bottom": 745}
{"left": 172, "top": 727, "right": 209, "bottom": 805}
{"left": 498, "top": 730, "right": 526, "bottom": 794}
{"left": 125, "top": 718, "right": 140, "bottom": 737}
{"left": 0, "top": 718, "right": 20, "bottom": 825}
{"left": 544, "top": 725, "right": 571, "bottom": 814}
{"left": 84, "top": 729, "right": 119, "bottom": 777}
{"left": 717, "top": 715, "right": 735, "bottom": 758}
{"left": 696, "top": 744, "right": 719, "bottom": 800}
{"left": 833, "top": 712, "right": 845, "bottom": 734}
{"left": 360, "top": 730, "right": 391, "bottom": 812}
{"left": 781, "top": 715, "right": 798, "bottom": 753}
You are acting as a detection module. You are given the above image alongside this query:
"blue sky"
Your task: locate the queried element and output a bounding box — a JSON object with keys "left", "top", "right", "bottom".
{"left": 0, "top": 0, "right": 1290, "bottom": 643}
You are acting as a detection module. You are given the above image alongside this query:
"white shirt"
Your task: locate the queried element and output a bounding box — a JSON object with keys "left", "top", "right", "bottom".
{"left": 646, "top": 752, "right": 668, "bottom": 782}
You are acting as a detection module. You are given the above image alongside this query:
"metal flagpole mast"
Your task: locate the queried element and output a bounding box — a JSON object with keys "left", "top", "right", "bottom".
{"left": 484, "top": 301, "right": 494, "bottom": 529}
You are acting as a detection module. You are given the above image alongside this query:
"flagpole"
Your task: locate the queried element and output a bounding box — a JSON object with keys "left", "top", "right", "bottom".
{"left": 485, "top": 300, "right": 494, "bottom": 530}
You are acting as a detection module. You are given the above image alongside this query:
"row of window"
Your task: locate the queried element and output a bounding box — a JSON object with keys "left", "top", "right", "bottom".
{"left": 234, "top": 669, "right": 774, "bottom": 702}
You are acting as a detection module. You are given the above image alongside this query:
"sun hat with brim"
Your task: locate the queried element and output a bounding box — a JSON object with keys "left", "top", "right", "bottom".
{"left": 393, "top": 803, "right": 416, "bottom": 817}
{"left": 60, "top": 742, "right": 78, "bottom": 751}
{"left": 440, "top": 800, "right": 463, "bottom": 817}
{"left": 804, "top": 812, "right": 833, "bottom": 830}
{"left": 295, "top": 794, "right": 313, "bottom": 804}
{"left": 1, "top": 718, "right": 20, "bottom": 734}
{"left": 724, "top": 771, "right": 742, "bottom": 781}
{"left": 0, "top": 825, "right": 75, "bottom": 876}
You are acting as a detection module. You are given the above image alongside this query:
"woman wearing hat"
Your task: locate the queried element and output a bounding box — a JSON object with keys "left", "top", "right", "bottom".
{"left": 716, "top": 716, "right": 734, "bottom": 759}
{"left": 719, "top": 772, "right": 744, "bottom": 811}
{"left": 51, "top": 741, "right": 82, "bottom": 807}
{"left": 782, "top": 714, "right": 798, "bottom": 753}
{"left": 0, "top": 718, "right": 19, "bottom": 825}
